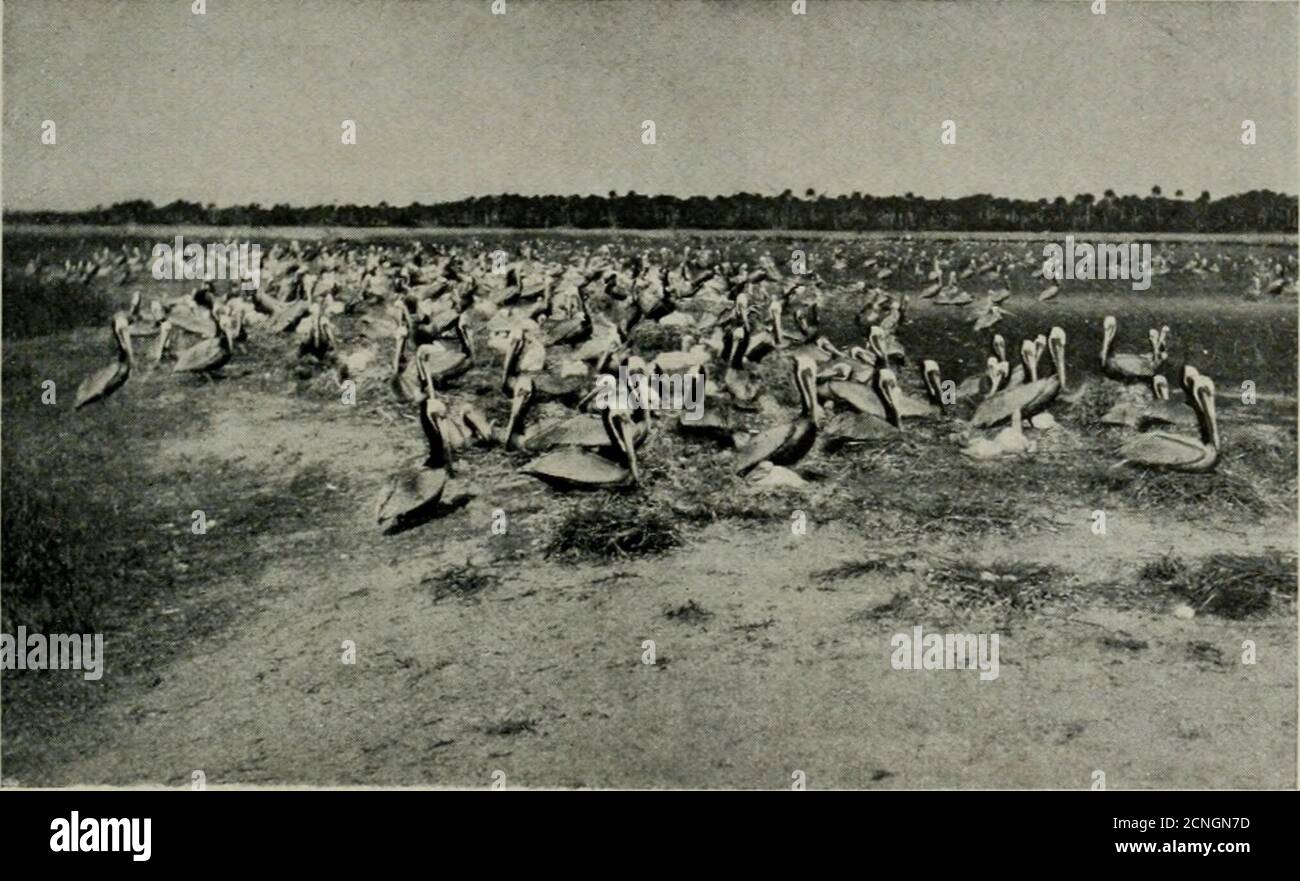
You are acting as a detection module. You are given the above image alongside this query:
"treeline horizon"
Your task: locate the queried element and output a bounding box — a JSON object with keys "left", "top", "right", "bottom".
{"left": 6, "top": 187, "right": 1297, "bottom": 233}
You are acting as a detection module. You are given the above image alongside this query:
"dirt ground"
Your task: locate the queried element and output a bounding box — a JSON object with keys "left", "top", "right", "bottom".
{"left": 4, "top": 372, "right": 1294, "bottom": 789}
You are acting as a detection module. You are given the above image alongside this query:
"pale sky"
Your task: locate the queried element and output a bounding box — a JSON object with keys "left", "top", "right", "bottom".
{"left": 3, "top": 0, "right": 1297, "bottom": 211}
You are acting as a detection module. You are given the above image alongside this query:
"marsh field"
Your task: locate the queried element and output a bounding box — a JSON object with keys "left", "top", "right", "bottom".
{"left": 2, "top": 226, "right": 1296, "bottom": 789}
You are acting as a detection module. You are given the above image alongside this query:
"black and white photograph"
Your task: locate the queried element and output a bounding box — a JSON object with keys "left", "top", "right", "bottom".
{"left": 1, "top": 0, "right": 1297, "bottom": 810}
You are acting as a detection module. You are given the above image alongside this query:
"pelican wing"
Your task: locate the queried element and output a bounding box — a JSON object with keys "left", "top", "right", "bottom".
{"left": 823, "top": 380, "right": 884, "bottom": 417}
{"left": 523, "top": 450, "right": 630, "bottom": 489}
{"left": 1137, "top": 400, "right": 1197, "bottom": 429}
{"left": 419, "top": 344, "right": 470, "bottom": 383}
{"left": 525, "top": 414, "right": 610, "bottom": 452}
{"left": 821, "top": 412, "right": 897, "bottom": 451}
{"left": 270, "top": 300, "right": 311, "bottom": 333}
{"left": 734, "top": 419, "right": 814, "bottom": 474}
{"left": 1117, "top": 432, "right": 1212, "bottom": 469}
{"left": 376, "top": 468, "right": 450, "bottom": 533}
{"left": 970, "top": 378, "right": 1058, "bottom": 428}
{"left": 74, "top": 362, "right": 129, "bottom": 409}
{"left": 1106, "top": 353, "right": 1155, "bottom": 379}
{"left": 173, "top": 337, "right": 227, "bottom": 373}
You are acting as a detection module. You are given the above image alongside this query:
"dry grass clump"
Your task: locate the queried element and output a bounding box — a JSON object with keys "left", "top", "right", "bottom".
{"left": 926, "top": 558, "right": 1067, "bottom": 613}
{"left": 545, "top": 494, "right": 682, "bottom": 560}
{"left": 1090, "top": 464, "right": 1270, "bottom": 516}
{"left": 1139, "top": 551, "right": 1296, "bottom": 619}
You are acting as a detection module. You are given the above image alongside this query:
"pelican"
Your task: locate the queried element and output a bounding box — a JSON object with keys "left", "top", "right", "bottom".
{"left": 501, "top": 325, "right": 587, "bottom": 404}
{"left": 955, "top": 355, "right": 1008, "bottom": 402}
{"left": 676, "top": 364, "right": 745, "bottom": 447}
{"left": 970, "top": 327, "right": 1065, "bottom": 427}
{"left": 522, "top": 405, "right": 641, "bottom": 490}
{"left": 821, "top": 368, "right": 902, "bottom": 452}
{"left": 720, "top": 325, "right": 762, "bottom": 403}
{"left": 1137, "top": 367, "right": 1200, "bottom": 430}
{"left": 388, "top": 309, "right": 424, "bottom": 403}
{"left": 1115, "top": 374, "right": 1219, "bottom": 473}
{"left": 543, "top": 285, "right": 593, "bottom": 347}
{"left": 376, "top": 396, "right": 461, "bottom": 534}
{"left": 962, "top": 405, "right": 1033, "bottom": 459}
{"left": 418, "top": 313, "right": 474, "bottom": 387}
{"left": 74, "top": 314, "right": 134, "bottom": 409}
{"left": 173, "top": 307, "right": 235, "bottom": 376}
{"left": 733, "top": 355, "right": 820, "bottom": 475}
{"left": 1101, "top": 315, "right": 1164, "bottom": 381}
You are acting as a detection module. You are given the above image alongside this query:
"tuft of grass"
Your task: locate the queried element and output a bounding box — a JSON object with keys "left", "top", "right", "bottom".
{"left": 926, "top": 558, "right": 1068, "bottom": 614}
{"left": 423, "top": 562, "right": 498, "bottom": 603}
{"left": 1140, "top": 551, "right": 1296, "bottom": 618}
{"left": 815, "top": 553, "right": 912, "bottom": 582}
{"left": 483, "top": 717, "right": 538, "bottom": 736}
{"left": 1094, "top": 465, "right": 1270, "bottom": 516}
{"left": 664, "top": 599, "right": 713, "bottom": 624}
{"left": 545, "top": 494, "right": 682, "bottom": 559}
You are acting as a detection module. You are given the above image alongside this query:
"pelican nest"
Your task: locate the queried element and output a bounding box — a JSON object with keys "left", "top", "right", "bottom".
{"left": 1094, "top": 465, "right": 1271, "bottom": 516}
{"left": 545, "top": 495, "right": 682, "bottom": 560}
{"left": 1139, "top": 551, "right": 1296, "bottom": 619}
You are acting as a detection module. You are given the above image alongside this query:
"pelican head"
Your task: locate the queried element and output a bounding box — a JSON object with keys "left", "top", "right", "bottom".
{"left": 112, "top": 313, "right": 135, "bottom": 364}
{"left": 455, "top": 312, "right": 473, "bottom": 353}
{"left": 815, "top": 337, "right": 842, "bottom": 358}
{"left": 503, "top": 376, "right": 534, "bottom": 449}
{"left": 1101, "top": 315, "right": 1117, "bottom": 365}
{"left": 921, "top": 359, "right": 942, "bottom": 404}
{"left": 422, "top": 395, "right": 455, "bottom": 473}
{"left": 1152, "top": 374, "right": 1170, "bottom": 401}
{"left": 729, "top": 325, "right": 748, "bottom": 368}
{"left": 1048, "top": 326, "right": 1067, "bottom": 389}
{"left": 1181, "top": 364, "right": 1201, "bottom": 395}
{"left": 501, "top": 326, "right": 526, "bottom": 393}
{"left": 604, "top": 407, "right": 641, "bottom": 485}
{"left": 874, "top": 367, "right": 901, "bottom": 429}
{"left": 992, "top": 334, "right": 1007, "bottom": 362}
{"left": 1020, "top": 339, "right": 1037, "bottom": 380}
{"left": 867, "top": 326, "right": 887, "bottom": 363}
{"left": 792, "top": 355, "right": 822, "bottom": 427}
{"left": 848, "top": 345, "right": 873, "bottom": 365}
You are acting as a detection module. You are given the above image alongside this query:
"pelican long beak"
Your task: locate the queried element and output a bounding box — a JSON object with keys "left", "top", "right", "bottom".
{"left": 611, "top": 411, "right": 640, "bottom": 485}
{"left": 115, "top": 318, "right": 135, "bottom": 366}
{"left": 771, "top": 301, "right": 785, "bottom": 345}
{"left": 1197, "top": 378, "right": 1219, "bottom": 450}
{"left": 798, "top": 359, "right": 822, "bottom": 427}
{"left": 501, "top": 331, "right": 524, "bottom": 394}
{"left": 1101, "top": 317, "right": 1115, "bottom": 367}
{"left": 390, "top": 332, "right": 405, "bottom": 377}
{"left": 1021, "top": 341, "right": 1037, "bottom": 383}
{"left": 1050, "top": 327, "right": 1067, "bottom": 390}
{"left": 503, "top": 380, "right": 532, "bottom": 450}
{"left": 878, "top": 370, "right": 902, "bottom": 429}
{"left": 436, "top": 416, "right": 456, "bottom": 477}
{"left": 922, "top": 360, "right": 941, "bottom": 403}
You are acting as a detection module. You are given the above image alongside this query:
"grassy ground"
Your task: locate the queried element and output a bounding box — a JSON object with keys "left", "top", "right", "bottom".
{"left": 2, "top": 229, "right": 1295, "bottom": 788}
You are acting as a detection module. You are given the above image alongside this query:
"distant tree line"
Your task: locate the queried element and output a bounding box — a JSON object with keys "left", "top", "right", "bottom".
{"left": 6, "top": 188, "right": 1296, "bottom": 232}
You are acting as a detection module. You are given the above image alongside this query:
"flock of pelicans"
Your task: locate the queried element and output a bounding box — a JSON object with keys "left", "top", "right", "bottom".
{"left": 59, "top": 236, "right": 1275, "bottom": 533}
